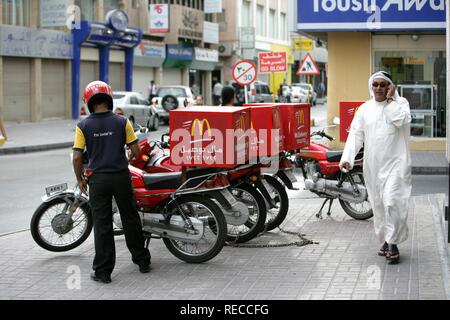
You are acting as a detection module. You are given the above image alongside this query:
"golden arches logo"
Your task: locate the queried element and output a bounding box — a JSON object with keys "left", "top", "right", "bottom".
{"left": 235, "top": 115, "right": 246, "bottom": 130}
{"left": 191, "top": 119, "right": 212, "bottom": 136}
{"left": 296, "top": 110, "right": 305, "bottom": 124}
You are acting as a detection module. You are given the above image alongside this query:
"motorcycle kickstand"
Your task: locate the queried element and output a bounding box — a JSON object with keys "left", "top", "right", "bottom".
{"left": 326, "top": 199, "right": 334, "bottom": 216}
{"left": 316, "top": 199, "right": 329, "bottom": 219}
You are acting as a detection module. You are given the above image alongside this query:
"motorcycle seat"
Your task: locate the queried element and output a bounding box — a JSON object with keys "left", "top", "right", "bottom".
{"left": 143, "top": 172, "right": 182, "bottom": 191}
{"left": 326, "top": 151, "right": 364, "bottom": 163}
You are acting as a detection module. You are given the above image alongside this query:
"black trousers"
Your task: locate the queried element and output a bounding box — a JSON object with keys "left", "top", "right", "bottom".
{"left": 88, "top": 171, "right": 151, "bottom": 276}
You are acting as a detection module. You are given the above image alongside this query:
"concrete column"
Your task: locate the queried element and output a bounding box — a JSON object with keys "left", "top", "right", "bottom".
{"left": 31, "top": 59, "right": 43, "bottom": 122}
{"left": 182, "top": 68, "right": 190, "bottom": 86}
{"left": 154, "top": 67, "right": 163, "bottom": 87}
{"left": 205, "top": 71, "right": 213, "bottom": 105}
{"left": 96, "top": 0, "right": 104, "bottom": 21}
{"left": 327, "top": 32, "right": 371, "bottom": 148}
{"left": 65, "top": 60, "right": 72, "bottom": 119}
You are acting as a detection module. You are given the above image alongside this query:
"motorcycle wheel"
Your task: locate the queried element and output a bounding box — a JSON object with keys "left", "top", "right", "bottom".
{"left": 163, "top": 195, "right": 226, "bottom": 263}
{"left": 262, "top": 175, "right": 289, "bottom": 231}
{"left": 227, "top": 183, "right": 267, "bottom": 243}
{"left": 30, "top": 196, "right": 93, "bottom": 252}
{"left": 339, "top": 168, "right": 373, "bottom": 220}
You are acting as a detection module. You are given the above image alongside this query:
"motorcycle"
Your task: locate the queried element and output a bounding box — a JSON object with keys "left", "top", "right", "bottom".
{"left": 293, "top": 127, "right": 373, "bottom": 220}
{"left": 30, "top": 160, "right": 233, "bottom": 263}
{"left": 129, "top": 129, "right": 273, "bottom": 243}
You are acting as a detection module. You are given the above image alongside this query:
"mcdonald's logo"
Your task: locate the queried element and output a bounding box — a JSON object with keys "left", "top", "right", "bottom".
{"left": 296, "top": 110, "right": 305, "bottom": 124}
{"left": 235, "top": 115, "right": 246, "bottom": 130}
{"left": 191, "top": 119, "right": 212, "bottom": 136}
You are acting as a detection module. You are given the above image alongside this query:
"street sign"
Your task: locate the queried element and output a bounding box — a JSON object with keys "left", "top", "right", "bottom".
{"left": 258, "top": 52, "right": 287, "bottom": 73}
{"left": 297, "top": 53, "right": 320, "bottom": 75}
{"left": 232, "top": 60, "right": 257, "bottom": 86}
{"left": 239, "top": 27, "right": 255, "bottom": 49}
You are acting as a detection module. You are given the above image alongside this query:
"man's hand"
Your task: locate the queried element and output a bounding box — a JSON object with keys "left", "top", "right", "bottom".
{"left": 77, "top": 178, "right": 88, "bottom": 195}
{"left": 339, "top": 161, "right": 352, "bottom": 171}
{"left": 387, "top": 84, "right": 396, "bottom": 99}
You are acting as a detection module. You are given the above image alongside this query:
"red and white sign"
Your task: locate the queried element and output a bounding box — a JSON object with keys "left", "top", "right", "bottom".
{"left": 232, "top": 60, "right": 257, "bottom": 86}
{"left": 149, "top": 4, "right": 169, "bottom": 33}
{"left": 297, "top": 53, "right": 320, "bottom": 75}
{"left": 339, "top": 101, "right": 365, "bottom": 142}
{"left": 258, "top": 52, "right": 287, "bottom": 73}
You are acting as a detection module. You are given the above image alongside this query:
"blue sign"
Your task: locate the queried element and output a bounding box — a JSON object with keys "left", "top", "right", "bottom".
{"left": 297, "top": 0, "right": 446, "bottom": 31}
{"left": 166, "top": 45, "right": 194, "bottom": 61}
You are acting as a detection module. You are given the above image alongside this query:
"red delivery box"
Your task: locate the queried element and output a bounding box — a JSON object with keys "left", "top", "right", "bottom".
{"left": 279, "top": 103, "right": 311, "bottom": 151}
{"left": 244, "top": 104, "right": 284, "bottom": 157}
{"left": 339, "top": 101, "right": 365, "bottom": 142}
{"left": 170, "top": 106, "right": 251, "bottom": 168}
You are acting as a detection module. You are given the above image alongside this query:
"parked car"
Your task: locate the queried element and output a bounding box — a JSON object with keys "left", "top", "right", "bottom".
{"left": 152, "top": 86, "right": 195, "bottom": 124}
{"left": 79, "top": 91, "right": 160, "bottom": 131}
{"left": 288, "top": 86, "right": 308, "bottom": 103}
{"left": 228, "top": 80, "right": 273, "bottom": 105}
{"left": 292, "top": 83, "right": 317, "bottom": 105}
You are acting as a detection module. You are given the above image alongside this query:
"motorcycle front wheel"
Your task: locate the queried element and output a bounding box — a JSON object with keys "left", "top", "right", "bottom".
{"left": 30, "top": 196, "right": 93, "bottom": 252}
{"left": 163, "top": 195, "right": 226, "bottom": 263}
{"left": 262, "top": 175, "right": 289, "bottom": 231}
{"left": 227, "top": 183, "right": 267, "bottom": 243}
{"left": 339, "top": 168, "right": 373, "bottom": 220}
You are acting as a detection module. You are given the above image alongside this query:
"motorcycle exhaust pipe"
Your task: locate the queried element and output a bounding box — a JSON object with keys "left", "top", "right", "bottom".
{"left": 304, "top": 178, "right": 368, "bottom": 203}
{"left": 142, "top": 213, "right": 204, "bottom": 243}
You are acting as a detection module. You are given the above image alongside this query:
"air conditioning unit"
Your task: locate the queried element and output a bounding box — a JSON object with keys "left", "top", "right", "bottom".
{"left": 218, "top": 43, "right": 234, "bottom": 57}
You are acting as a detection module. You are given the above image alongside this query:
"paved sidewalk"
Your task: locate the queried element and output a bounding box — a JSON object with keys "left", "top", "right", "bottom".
{"left": 0, "top": 191, "right": 448, "bottom": 300}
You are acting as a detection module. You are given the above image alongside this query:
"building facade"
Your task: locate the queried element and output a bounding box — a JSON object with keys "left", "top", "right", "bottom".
{"left": 297, "top": 0, "right": 446, "bottom": 151}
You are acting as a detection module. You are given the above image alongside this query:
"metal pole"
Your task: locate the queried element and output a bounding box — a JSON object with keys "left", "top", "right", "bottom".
{"left": 245, "top": 85, "right": 249, "bottom": 104}
{"left": 307, "top": 75, "right": 311, "bottom": 105}
{"left": 446, "top": 0, "right": 449, "bottom": 242}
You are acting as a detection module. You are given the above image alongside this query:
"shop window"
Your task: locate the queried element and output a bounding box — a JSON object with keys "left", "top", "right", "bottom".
{"left": 256, "top": 5, "right": 265, "bottom": 37}
{"left": 2, "top": 0, "right": 31, "bottom": 26}
{"left": 374, "top": 50, "right": 447, "bottom": 138}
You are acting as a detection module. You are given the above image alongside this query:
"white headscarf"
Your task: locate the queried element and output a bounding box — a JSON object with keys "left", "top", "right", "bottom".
{"left": 368, "top": 71, "right": 400, "bottom": 100}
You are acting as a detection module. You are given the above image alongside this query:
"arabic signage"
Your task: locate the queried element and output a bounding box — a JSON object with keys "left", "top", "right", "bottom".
{"left": 0, "top": 26, "right": 73, "bottom": 59}
{"left": 40, "top": 0, "right": 69, "bottom": 27}
{"left": 195, "top": 48, "right": 219, "bottom": 63}
{"left": 149, "top": 4, "right": 169, "bottom": 33}
{"left": 205, "top": 0, "right": 223, "bottom": 13}
{"left": 135, "top": 40, "right": 166, "bottom": 58}
{"left": 294, "top": 37, "right": 313, "bottom": 51}
{"left": 297, "top": 0, "right": 446, "bottom": 31}
{"left": 339, "top": 101, "right": 365, "bottom": 142}
{"left": 258, "top": 52, "right": 287, "bottom": 73}
{"left": 166, "top": 45, "right": 194, "bottom": 61}
{"left": 177, "top": 7, "right": 203, "bottom": 40}
{"left": 203, "top": 21, "right": 219, "bottom": 44}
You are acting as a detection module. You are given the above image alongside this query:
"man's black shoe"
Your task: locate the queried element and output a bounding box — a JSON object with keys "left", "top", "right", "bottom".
{"left": 90, "top": 272, "right": 112, "bottom": 284}
{"left": 139, "top": 263, "right": 151, "bottom": 273}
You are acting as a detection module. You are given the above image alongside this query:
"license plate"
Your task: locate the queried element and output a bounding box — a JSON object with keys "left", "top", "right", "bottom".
{"left": 45, "top": 183, "right": 68, "bottom": 196}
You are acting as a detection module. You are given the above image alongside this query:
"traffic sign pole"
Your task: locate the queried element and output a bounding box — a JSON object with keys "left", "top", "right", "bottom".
{"left": 245, "top": 85, "right": 249, "bottom": 104}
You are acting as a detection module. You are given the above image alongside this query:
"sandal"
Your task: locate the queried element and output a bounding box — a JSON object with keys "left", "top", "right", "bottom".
{"left": 386, "top": 244, "right": 400, "bottom": 264}
{"left": 377, "top": 242, "right": 389, "bottom": 256}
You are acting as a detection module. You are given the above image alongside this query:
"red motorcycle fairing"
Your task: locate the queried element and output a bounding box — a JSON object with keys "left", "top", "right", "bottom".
{"left": 299, "top": 143, "right": 341, "bottom": 177}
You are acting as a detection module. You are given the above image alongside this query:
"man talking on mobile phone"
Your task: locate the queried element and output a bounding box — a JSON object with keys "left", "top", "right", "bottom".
{"left": 339, "top": 71, "right": 412, "bottom": 265}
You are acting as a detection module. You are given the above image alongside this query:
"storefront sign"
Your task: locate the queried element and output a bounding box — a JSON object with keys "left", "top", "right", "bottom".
{"left": 297, "top": 0, "right": 446, "bottom": 31}
{"left": 294, "top": 37, "right": 313, "bottom": 51}
{"left": 258, "top": 52, "right": 287, "bottom": 73}
{"left": 340, "top": 101, "right": 365, "bottom": 142}
{"left": 149, "top": 4, "right": 169, "bottom": 33}
{"left": 40, "top": 0, "right": 69, "bottom": 27}
{"left": 203, "top": 21, "right": 219, "bottom": 44}
{"left": 0, "top": 26, "right": 73, "bottom": 59}
{"left": 404, "top": 56, "right": 426, "bottom": 65}
{"left": 135, "top": 40, "right": 166, "bottom": 59}
{"left": 195, "top": 48, "right": 219, "bottom": 63}
{"left": 178, "top": 8, "right": 203, "bottom": 40}
{"left": 205, "top": 0, "right": 223, "bottom": 13}
{"left": 166, "top": 45, "right": 193, "bottom": 61}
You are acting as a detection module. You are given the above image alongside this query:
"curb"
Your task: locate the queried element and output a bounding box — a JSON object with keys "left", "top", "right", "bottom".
{"left": 412, "top": 166, "right": 449, "bottom": 175}
{"left": 0, "top": 142, "right": 73, "bottom": 155}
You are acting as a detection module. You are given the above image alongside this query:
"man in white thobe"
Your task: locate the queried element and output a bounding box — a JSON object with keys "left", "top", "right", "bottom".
{"left": 340, "top": 71, "right": 412, "bottom": 264}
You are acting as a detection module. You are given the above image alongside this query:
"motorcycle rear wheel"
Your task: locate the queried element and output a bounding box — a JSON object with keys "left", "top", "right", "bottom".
{"left": 227, "top": 183, "right": 267, "bottom": 243}
{"left": 262, "top": 175, "right": 290, "bottom": 231}
{"left": 30, "top": 196, "right": 93, "bottom": 252}
{"left": 163, "top": 195, "right": 226, "bottom": 263}
{"left": 339, "top": 169, "right": 373, "bottom": 220}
